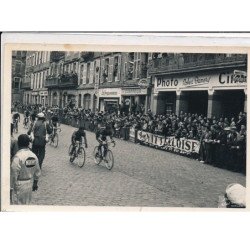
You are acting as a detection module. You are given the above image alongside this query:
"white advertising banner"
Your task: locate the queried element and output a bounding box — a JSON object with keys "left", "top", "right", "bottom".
{"left": 137, "top": 130, "right": 200, "bottom": 155}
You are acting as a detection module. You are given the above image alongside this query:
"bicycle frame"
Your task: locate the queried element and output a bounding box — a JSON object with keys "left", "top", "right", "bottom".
{"left": 98, "top": 140, "right": 115, "bottom": 158}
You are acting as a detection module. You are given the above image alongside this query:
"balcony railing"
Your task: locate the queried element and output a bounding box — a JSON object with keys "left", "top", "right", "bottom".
{"left": 22, "top": 78, "right": 31, "bottom": 89}
{"left": 45, "top": 73, "right": 78, "bottom": 88}
{"left": 33, "top": 61, "right": 51, "bottom": 72}
{"left": 45, "top": 76, "right": 59, "bottom": 88}
{"left": 148, "top": 54, "right": 247, "bottom": 74}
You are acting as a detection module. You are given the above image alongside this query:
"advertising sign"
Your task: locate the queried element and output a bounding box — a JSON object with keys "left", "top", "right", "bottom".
{"left": 121, "top": 88, "right": 147, "bottom": 95}
{"left": 155, "top": 69, "right": 247, "bottom": 91}
{"left": 99, "top": 88, "right": 121, "bottom": 97}
{"left": 137, "top": 130, "right": 200, "bottom": 154}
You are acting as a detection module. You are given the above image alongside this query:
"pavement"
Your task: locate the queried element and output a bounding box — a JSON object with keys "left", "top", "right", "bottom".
{"left": 13, "top": 116, "right": 246, "bottom": 208}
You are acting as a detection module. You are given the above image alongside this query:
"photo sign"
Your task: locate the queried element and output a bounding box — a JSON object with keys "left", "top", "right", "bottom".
{"left": 137, "top": 130, "right": 200, "bottom": 154}
{"left": 155, "top": 70, "right": 247, "bottom": 91}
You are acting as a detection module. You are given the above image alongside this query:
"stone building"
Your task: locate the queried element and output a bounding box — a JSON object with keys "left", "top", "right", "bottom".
{"left": 12, "top": 51, "right": 26, "bottom": 104}
{"left": 148, "top": 53, "right": 247, "bottom": 118}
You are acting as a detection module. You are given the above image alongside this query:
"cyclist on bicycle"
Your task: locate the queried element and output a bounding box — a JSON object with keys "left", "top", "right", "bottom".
{"left": 70, "top": 126, "right": 88, "bottom": 156}
{"left": 51, "top": 111, "right": 59, "bottom": 128}
{"left": 95, "top": 121, "right": 114, "bottom": 160}
{"left": 12, "top": 111, "right": 20, "bottom": 132}
{"left": 23, "top": 109, "right": 30, "bottom": 127}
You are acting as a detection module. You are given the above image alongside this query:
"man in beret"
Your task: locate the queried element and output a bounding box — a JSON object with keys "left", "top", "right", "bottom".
{"left": 10, "top": 134, "right": 41, "bottom": 204}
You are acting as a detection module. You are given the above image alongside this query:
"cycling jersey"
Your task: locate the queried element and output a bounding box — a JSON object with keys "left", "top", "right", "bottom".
{"left": 24, "top": 110, "right": 30, "bottom": 117}
{"left": 96, "top": 127, "right": 113, "bottom": 141}
{"left": 72, "top": 130, "right": 86, "bottom": 143}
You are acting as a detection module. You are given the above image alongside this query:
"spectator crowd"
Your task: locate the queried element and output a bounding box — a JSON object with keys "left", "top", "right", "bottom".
{"left": 13, "top": 101, "right": 247, "bottom": 174}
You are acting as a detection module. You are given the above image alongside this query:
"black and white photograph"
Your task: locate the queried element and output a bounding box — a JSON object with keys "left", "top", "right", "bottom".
{"left": 3, "top": 47, "right": 247, "bottom": 209}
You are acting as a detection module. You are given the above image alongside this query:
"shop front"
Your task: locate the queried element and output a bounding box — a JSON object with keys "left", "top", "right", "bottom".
{"left": 31, "top": 91, "right": 39, "bottom": 104}
{"left": 98, "top": 88, "right": 121, "bottom": 113}
{"left": 62, "top": 90, "right": 77, "bottom": 108}
{"left": 121, "top": 87, "right": 148, "bottom": 113}
{"left": 39, "top": 90, "right": 48, "bottom": 106}
{"left": 23, "top": 91, "right": 32, "bottom": 105}
{"left": 153, "top": 68, "right": 247, "bottom": 118}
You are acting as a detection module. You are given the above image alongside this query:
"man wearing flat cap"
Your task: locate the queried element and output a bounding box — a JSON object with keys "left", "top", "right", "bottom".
{"left": 11, "top": 134, "right": 41, "bottom": 204}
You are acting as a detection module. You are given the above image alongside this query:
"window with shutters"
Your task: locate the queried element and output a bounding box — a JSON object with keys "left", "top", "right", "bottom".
{"left": 100, "top": 58, "right": 105, "bottom": 84}
{"left": 89, "top": 61, "right": 94, "bottom": 84}
{"left": 134, "top": 53, "right": 141, "bottom": 79}
{"left": 113, "top": 56, "right": 119, "bottom": 81}
{"left": 16, "top": 51, "right": 21, "bottom": 59}
{"left": 127, "top": 53, "right": 134, "bottom": 80}
{"left": 15, "top": 61, "right": 21, "bottom": 74}
{"left": 86, "top": 63, "right": 91, "bottom": 84}
{"left": 102, "top": 58, "right": 109, "bottom": 83}
{"left": 31, "top": 74, "right": 34, "bottom": 89}
{"left": 82, "top": 63, "right": 87, "bottom": 84}
{"left": 14, "top": 77, "right": 20, "bottom": 89}
{"left": 80, "top": 64, "right": 84, "bottom": 84}
{"left": 95, "top": 59, "right": 100, "bottom": 84}
{"left": 108, "top": 57, "right": 114, "bottom": 82}
{"left": 141, "top": 53, "right": 148, "bottom": 78}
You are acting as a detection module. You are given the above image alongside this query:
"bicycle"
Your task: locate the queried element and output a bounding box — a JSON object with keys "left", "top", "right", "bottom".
{"left": 68, "top": 141, "right": 86, "bottom": 168}
{"left": 49, "top": 126, "right": 61, "bottom": 148}
{"left": 93, "top": 140, "right": 115, "bottom": 170}
{"left": 23, "top": 117, "right": 29, "bottom": 129}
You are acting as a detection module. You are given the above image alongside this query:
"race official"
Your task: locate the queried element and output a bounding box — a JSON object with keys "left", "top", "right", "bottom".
{"left": 10, "top": 134, "right": 41, "bottom": 205}
{"left": 28, "top": 112, "right": 52, "bottom": 169}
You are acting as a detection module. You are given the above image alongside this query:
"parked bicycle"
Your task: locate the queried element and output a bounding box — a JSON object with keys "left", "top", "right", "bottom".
{"left": 93, "top": 140, "right": 115, "bottom": 170}
{"left": 68, "top": 141, "right": 86, "bottom": 168}
{"left": 48, "top": 127, "right": 61, "bottom": 148}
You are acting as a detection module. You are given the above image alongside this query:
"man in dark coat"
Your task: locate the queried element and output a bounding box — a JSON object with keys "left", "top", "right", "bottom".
{"left": 28, "top": 112, "right": 52, "bottom": 169}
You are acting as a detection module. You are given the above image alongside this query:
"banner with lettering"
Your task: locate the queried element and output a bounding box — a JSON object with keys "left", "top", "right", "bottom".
{"left": 137, "top": 130, "right": 200, "bottom": 155}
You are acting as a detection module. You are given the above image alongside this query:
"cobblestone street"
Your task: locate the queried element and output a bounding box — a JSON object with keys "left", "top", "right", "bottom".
{"left": 15, "top": 117, "right": 246, "bottom": 208}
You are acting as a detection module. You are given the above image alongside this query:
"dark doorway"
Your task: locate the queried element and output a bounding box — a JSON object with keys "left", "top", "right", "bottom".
{"left": 187, "top": 91, "right": 208, "bottom": 116}
{"left": 219, "top": 90, "right": 245, "bottom": 119}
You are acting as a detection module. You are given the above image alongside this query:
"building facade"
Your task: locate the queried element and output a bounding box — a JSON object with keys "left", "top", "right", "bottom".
{"left": 148, "top": 53, "right": 247, "bottom": 119}
{"left": 43, "top": 51, "right": 153, "bottom": 113}
{"left": 12, "top": 51, "right": 27, "bottom": 104}
{"left": 23, "top": 51, "right": 50, "bottom": 106}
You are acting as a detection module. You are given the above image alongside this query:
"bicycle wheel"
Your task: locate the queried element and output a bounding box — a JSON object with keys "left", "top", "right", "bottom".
{"left": 105, "top": 150, "right": 114, "bottom": 170}
{"left": 93, "top": 146, "right": 102, "bottom": 165}
{"left": 77, "top": 147, "right": 86, "bottom": 168}
{"left": 68, "top": 144, "right": 73, "bottom": 156}
{"left": 53, "top": 134, "right": 59, "bottom": 148}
